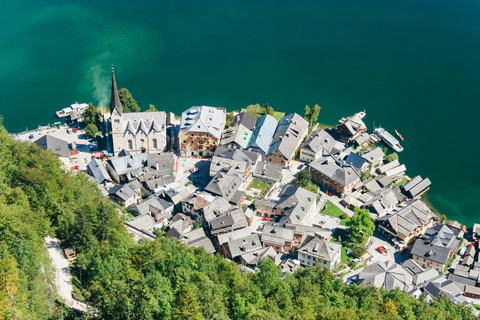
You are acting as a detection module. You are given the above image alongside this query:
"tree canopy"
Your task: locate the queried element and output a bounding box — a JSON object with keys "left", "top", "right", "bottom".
{"left": 347, "top": 207, "right": 376, "bottom": 244}
{"left": 146, "top": 104, "right": 159, "bottom": 112}
{"left": 119, "top": 88, "right": 140, "bottom": 113}
{"left": 304, "top": 104, "right": 321, "bottom": 124}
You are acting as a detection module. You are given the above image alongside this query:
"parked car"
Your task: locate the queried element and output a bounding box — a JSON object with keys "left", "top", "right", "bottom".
{"left": 72, "top": 127, "right": 78, "bottom": 133}
{"left": 347, "top": 275, "right": 359, "bottom": 285}
{"left": 261, "top": 217, "right": 271, "bottom": 222}
{"left": 70, "top": 166, "right": 79, "bottom": 170}
{"left": 376, "top": 246, "right": 387, "bottom": 255}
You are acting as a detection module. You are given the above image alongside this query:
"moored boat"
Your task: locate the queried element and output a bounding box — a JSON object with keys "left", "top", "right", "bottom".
{"left": 56, "top": 102, "right": 89, "bottom": 118}
{"left": 395, "top": 129, "right": 404, "bottom": 141}
{"left": 374, "top": 127, "right": 403, "bottom": 152}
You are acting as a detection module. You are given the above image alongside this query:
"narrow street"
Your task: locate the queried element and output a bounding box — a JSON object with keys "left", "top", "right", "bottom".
{"left": 45, "top": 236, "right": 88, "bottom": 313}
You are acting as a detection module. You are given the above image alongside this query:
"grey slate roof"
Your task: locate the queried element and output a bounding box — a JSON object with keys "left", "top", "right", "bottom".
{"left": 378, "top": 159, "right": 400, "bottom": 174}
{"left": 378, "top": 199, "right": 435, "bottom": 239}
{"left": 202, "top": 197, "right": 234, "bottom": 222}
{"left": 210, "top": 156, "right": 250, "bottom": 177}
{"left": 337, "top": 112, "right": 367, "bottom": 136}
{"left": 128, "top": 196, "right": 173, "bottom": 216}
{"left": 34, "top": 135, "right": 70, "bottom": 158}
{"left": 241, "top": 246, "right": 277, "bottom": 266}
{"left": 253, "top": 161, "right": 283, "bottom": 182}
{"left": 357, "top": 261, "right": 414, "bottom": 293}
{"left": 214, "top": 146, "right": 260, "bottom": 164}
{"left": 227, "top": 234, "right": 262, "bottom": 258}
{"left": 309, "top": 156, "right": 361, "bottom": 186}
{"left": 221, "top": 112, "right": 256, "bottom": 146}
{"left": 122, "top": 111, "right": 166, "bottom": 136}
{"left": 255, "top": 200, "right": 276, "bottom": 209}
{"left": 179, "top": 106, "right": 226, "bottom": 140}
{"left": 345, "top": 152, "right": 369, "bottom": 172}
{"left": 276, "top": 186, "right": 316, "bottom": 225}
{"left": 360, "top": 147, "right": 384, "bottom": 166}
{"left": 268, "top": 113, "right": 309, "bottom": 159}
{"left": 87, "top": 158, "right": 112, "bottom": 184}
{"left": 301, "top": 130, "right": 337, "bottom": 154}
{"left": 299, "top": 237, "right": 341, "bottom": 262}
{"left": 124, "top": 214, "right": 156, "bottom": 232}
{"left": 210, "top": 214, "right": 235, "bottom": 230}
{"left": 249, "top": 114, "right": 278, "bottom": 154}
{"left": 184, "top": 228, "right": 216, "bottom": 253}
{"left": 204, "top": 167, "right": 243, "bottom": 203}
{"left": 261, "top": 224, "right": 294, "bottom": 246}
{"left": 108, "top": 153, "right": 149, "bottom": 176}
{"left": 109, "top": 184, "right": 135, "bottom": 201}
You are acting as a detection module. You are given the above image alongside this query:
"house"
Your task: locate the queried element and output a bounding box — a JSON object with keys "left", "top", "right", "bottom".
{"left": 220, "top": 112, "right": 257, "bottom": 149}
{"left": 106, "top": 153, "right": 149, "bottom": 184}
{"left": 127, "top": 197, "right": 174, "bottom": 227}
{"left": 181, "top": 192, "right": 215, "bottom": 219}
{"left": 298, "top": 237, "right": 341, "bottom": 271}
{"left": 34, "top": 135, "right": 70, "bottom": 167}
{"left": 309, "top": 156, "right": 361, "bottom": 196}
{"left": 424, "top": 277, "right": 467, "bottom": 305}
{"left": 210, "top": 147, "right": 260, "bottom": 185}
{"left": 254, "top": 186, "right": 316, "bottom": 226}
{"left": 161, "top": 186, "right": 195, "bottom": 209}
{"left": 299, "top": 129, "right": 339, "bottom": 163}
{"left": 401, "top": 175, "right": 431, "bottom": 198}
{"left": 360, "top": 147, "right": 385, "bottom": 170}
{"left": 215, "top": 228, "right": 254, "bottom": 256}
{"left": 336, "top": 111, "right": 367, "bottom": 142}
{"left": 224, "top": 234, "right": 262, "bottom": 259}
{"left": 357, "top": 261, "right": 415, "bottom": 293}
{"left": 280, "top": 258, "right": 302, "bottom": 274}
{"left": 411, "top": 224, "right": 460, "bottom": 272}
{"left": 124, "top": 214, "right": 157, "bottom": 240}
{"left": 110, "top": 70, "right": 167, "bottom": 156}
{"left": 377, "top": 199, "right": 436, "bottom": 246}
{"left": 248, "top": 114, "right": 278, "bottom": 156}
{"left": 261, "top": 224, "right": 295, "bottom": 253}
{"left": 178, "top": 106, "right": 226, "bottom": 157}
{"left": 87, "top": 158, "right": 112, "bottom": 185}
{"left": 266, "top": 113, "right": 309, "bottom": 168}
{"left": 240, "top": 246, "right": 277, "bottom": 267}
{"left": 252, "top": 161, "right": 284, "bottom": 183}
{"left": 209, "top": 208, "right": 248, "bottom": 235}
{"left": 166, "top": 227, "right": 216, "bottom": 254}
{"left": 204, "top": 167, "right": 244, "bottom": 206}
{"left": 109, "top": 183, "right": 141, "bottom": 207}
{"left": 378, "top": 159, "right": 400, "bottom": 175}
{"left": 344, "top": 152, "right": 370, "bottom": 173}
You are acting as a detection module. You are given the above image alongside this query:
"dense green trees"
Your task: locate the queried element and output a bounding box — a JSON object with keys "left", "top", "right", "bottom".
{"left": 119, "top": 88, "right": 140, "bottom": 113}
{"left": 146, "top": 104, "right": 159, "bottom": 112}
{"left": 295, "top": 171, "right": 318, "bottom": 193}
{"left": 0, "top": 125, "right": 475, "bottom": 320}
{"left": 304, "top": 104, "right": 321, "bottom": 124}
{"left": 347, "top": 207, "right": 376, "bottom": 244}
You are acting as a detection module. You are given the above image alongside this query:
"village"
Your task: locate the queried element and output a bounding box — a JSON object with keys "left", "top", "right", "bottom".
{"left": 12, "top": 71, "right": 480, "bottom": 315}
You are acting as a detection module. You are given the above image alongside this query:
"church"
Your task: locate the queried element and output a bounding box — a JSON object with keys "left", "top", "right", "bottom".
{"left": 110, "top": 69, "right": 167, "bottom": 156}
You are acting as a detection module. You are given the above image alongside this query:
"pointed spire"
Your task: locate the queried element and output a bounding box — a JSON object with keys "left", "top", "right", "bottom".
{"left": 110, "top": 65, "right": 123, "bottom": 116}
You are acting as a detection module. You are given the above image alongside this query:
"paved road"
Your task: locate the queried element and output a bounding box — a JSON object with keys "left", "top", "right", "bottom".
{"left": 45, "top": 237, "right": 87, "bottom": 312}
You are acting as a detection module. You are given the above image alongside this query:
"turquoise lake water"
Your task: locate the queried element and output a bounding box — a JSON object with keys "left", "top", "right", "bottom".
{"left": 1, "top": 0, "right": 479, "bottom": 225}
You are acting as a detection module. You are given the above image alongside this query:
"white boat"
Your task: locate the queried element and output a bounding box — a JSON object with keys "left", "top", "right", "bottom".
{"left": 56, "top": 102, "right": 89, "bottom": 118}
{"left": 374, "top": 127, "right": 403, "bottom": 152}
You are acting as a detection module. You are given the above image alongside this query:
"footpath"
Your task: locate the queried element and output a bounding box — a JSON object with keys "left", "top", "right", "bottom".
{"left": 45, "top": 237, "right": 88, "bottom": 313}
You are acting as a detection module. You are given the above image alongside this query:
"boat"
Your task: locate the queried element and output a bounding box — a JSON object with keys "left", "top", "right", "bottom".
{"left": 56, "top": 102, "right": 89, "bottom": 118}
{"left": 374, "top": 127, "right": 404, "bottom": 152}
{"left": 395, "top": 129, "right": 404, "bottom": 141}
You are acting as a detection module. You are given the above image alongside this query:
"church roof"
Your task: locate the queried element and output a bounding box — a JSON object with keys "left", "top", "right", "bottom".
{"left": 110, "top": 67, "right": 122, "bottom": 116}
{"left": 122, "top": 112, "right": 166, "bottom": 136}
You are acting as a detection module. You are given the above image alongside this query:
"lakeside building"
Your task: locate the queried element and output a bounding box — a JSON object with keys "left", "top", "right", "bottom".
{"left": 299, "top": 129, "right": 339, "bottom": 163}
{"left": 411, "top": 224, "right": 460, "bottom": 272}
{"left": 248, "top": 114, "right": 278, "bottom": 157}
{"left": 377, "top": 199, "right": 436, "bottom": 246}
{"left": 336, "top": 111, "right": 367, "bottom": 142}
{"left": 34, "top": 134, "right": 71, "bottom": 168}
{"left": 266, "top": 113, "right": 309, "bottom": 168}
{"left": 178, "top": 106, "right": 226, "bottom": 157}
{"left": 110, "top": 69, "right": 167, "bottom": 156}
{"left": 220, "top": 112, "right": 256, "bottom": 149}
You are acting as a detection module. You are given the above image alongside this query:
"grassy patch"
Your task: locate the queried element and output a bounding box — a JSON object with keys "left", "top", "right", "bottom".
{"left": 341, "top": 247, "right": 349, "bottom": 263}
{"left": 272, "top": 111, "right": 284, "bottom": 121}
{"left": 392, "top": 177, "right": 408, "bottom": 187}
{"left": 248, "top": 179, "right": 271, "bottom": 196}
{"left": 321, "top": 200, "right": 351, "bottom": 225}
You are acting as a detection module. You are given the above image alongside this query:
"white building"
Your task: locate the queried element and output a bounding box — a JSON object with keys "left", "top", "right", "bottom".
{"left": 110, "top": 69, "right": 167, "bottom": 156}
{"left": 298, "top": 237, "right": 341, "bottom": 271}
{"left": 299, "top": 130, "right": 340, "bottom": 163}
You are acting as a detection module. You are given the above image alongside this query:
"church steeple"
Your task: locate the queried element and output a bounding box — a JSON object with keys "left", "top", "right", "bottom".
{"left": 110, "top": 66, "right": 123, "bottom": 116}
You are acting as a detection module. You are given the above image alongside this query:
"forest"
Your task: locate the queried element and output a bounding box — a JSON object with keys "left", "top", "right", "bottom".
{"left": 0, "top": 125, "right": 475, "bottom": 320}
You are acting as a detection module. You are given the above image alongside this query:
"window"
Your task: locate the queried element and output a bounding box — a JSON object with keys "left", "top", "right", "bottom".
{"left": 269, "top": 159, "right": 272, "bottom": 162}
{"left": 199, "top": 133, "right": 202, "bottom": 137}
{"left": 206, "top": 141, "right": 210, "bottom": 145}
{"left": 191, "top": 133, "right": 194, "bottom": 137}
{"left": 153, "top": 139, "right": 157, "bottom": 148}
{"left": 140, "top": 139, "right": 145, "bottom": 143}
{"left": 307, "top": 262, "right": 310, "bottom": 266}
{"left": 128, "top": 140, "right": 133, "bottom": 149}
{"left": 183, "top": 140, "right": 187, "bottom": 144}
{"left": 190, "top": 145, "right": 194, "bottom": 150}
{"left": 198, "top": 140, "right": 204, "bottom": 145}
{"left": 114, "top": 119, "right": 120, "bottom": 123}
{"left": 281, "top": 160, "right": 284, "bottom": 164}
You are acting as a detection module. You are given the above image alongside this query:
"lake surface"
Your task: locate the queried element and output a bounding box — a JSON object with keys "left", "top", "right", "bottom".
{"left": 1, "top": 0, "right": 479, "bottom": 225}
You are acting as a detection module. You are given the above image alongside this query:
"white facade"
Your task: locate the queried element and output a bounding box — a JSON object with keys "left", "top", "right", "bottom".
{"left": 299, "top": 147, "right": 319, "bottom": 163}
{"left": 299, "top": 250, "right": 340, "bottom": 271}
